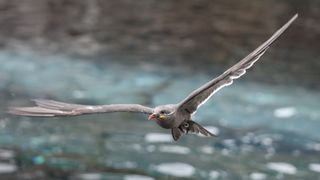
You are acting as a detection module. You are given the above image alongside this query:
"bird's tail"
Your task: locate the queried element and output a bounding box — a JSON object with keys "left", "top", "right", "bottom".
{"left": 187, "top": 121, "right": 216, "bottom": 137}
{"left": 8, "top": 99, "right": 87, "bottom": 117}
{"left": 171, "top": 120, "right": 216, "bottom": 141}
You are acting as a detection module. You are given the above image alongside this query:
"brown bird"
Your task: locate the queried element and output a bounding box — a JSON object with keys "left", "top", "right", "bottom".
{"left": 8, "top": 14, "right": 298, "bottom": 141}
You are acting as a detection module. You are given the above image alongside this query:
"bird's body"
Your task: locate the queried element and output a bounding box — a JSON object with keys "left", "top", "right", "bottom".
{"left": 8, "top": 14, "right": 298, "bottom": 141}
{"left": 152, "top": 104, "right": 179, "bottom": 129}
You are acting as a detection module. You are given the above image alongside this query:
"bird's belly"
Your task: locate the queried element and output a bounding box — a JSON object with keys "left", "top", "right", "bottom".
{"left": 156, "top": 120, "right": 174, "bottom": 129}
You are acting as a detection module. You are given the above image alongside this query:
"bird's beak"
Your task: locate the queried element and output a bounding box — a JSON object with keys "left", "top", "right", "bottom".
{"left": 148, "top": 114, "right": 157, "bottom": 120}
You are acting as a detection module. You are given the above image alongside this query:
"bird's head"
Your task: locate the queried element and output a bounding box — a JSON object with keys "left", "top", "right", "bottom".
{"left": 148, "top": 105, "right": 175, "bottom": 122}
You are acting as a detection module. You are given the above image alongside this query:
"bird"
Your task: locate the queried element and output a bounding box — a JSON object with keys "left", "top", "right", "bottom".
{"left": 8, "top": 14, "right": 298, "bottom": 141}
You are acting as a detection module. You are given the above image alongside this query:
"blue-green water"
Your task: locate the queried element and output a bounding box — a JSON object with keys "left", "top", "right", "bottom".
{"left": 0, "top": 51, "right": 319, "bottom": 179}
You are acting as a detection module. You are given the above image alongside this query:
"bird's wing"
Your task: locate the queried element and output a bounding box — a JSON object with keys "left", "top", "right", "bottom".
{"left": 177, "top": 14, "right": 298, "bottom": 115}
{"left": 8, "top": 99, "right": 154, "bottom": 117}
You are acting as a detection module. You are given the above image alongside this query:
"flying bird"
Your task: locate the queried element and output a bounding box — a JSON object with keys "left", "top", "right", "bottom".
{"left": 8, "top": 14, "right": 298, "bottom": 141}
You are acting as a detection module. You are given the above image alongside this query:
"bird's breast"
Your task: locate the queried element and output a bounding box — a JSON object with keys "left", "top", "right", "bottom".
{"left": 156, "top": 119, "right": 174, "bottom": 129}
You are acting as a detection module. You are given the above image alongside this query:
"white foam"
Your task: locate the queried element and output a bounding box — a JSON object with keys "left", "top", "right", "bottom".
{"left": 309, "top": 163, "right": 320, "bottom": 173}
{"left": 124, "top": 174, "right": 155, "bottom": 180}
{"left": 155, "top": 162, "right": 195, "bottom": 177}
{"left": 199, "top": 146, "right": 214, "bottom": 154}
{"left": 0, "top": 163, "right": 17, "bottom": 174}
{"left": 261, "top": 137, "right": 273, "bottom": 146}
{"left": 222, "top": 139, "right": 236, "bottom": 147}
{"left": 209, "top": 170, "right": 220, "bottom": 179}
{"left": 0, "top": 149, "right": 15, "bottom": 159}
{"left": 266, "top": 162, "right": 297, "bottom": 174}
{"left": 306, "top": 143, "right": 320, "bottom": 151}
{"left": 273, "top": 107, "right": 297, "bottom": 118}
{"left": 158, "top": 145, "right": 190, "bottom": 154}
{"left": 221, "top": 148, "right": 230, "bottom": 156}
{"left": 249, "top": 172, "right": 266, "bottom": 180}
{"left": 78, "top": 173, "right": 102, "bottom": 180}
{"left": 144, "top": 133, "right": 172, "bottom": 143}
{"left": 146, "top": 145, "right": 156, "bottom": 152}
{"left": 132, "top": 144, "right": 142, "bottom": 151}
{"left": 241, "top": 133, "right": 254, "bottom": 144}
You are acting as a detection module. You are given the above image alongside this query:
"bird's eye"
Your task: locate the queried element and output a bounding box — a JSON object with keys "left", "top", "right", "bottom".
{"left": 160, "top": 110, "right": 169, "bottom": 114}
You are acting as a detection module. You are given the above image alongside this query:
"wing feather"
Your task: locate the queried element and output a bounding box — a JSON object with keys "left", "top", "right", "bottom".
{"left": 8, "top": 99, "right": 154, "bottom": 117}
{"left": 177, "top": 14, "right": 298, "bottom": 114}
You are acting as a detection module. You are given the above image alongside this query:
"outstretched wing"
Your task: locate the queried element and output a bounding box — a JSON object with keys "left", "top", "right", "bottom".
{"left": 177, "top": 14, "right": 298, "bottom": 115}
{"left": 8, "top": 99, "right": 154, "bottom": 117}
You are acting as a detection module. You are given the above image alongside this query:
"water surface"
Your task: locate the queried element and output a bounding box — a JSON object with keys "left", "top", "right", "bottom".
{"left": 0, "top": 51, "right": 319, "bottom": 179}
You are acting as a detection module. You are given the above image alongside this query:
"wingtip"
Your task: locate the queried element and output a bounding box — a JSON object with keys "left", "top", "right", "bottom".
{"left": 211, "top": 132, "right": 218, "bottom": 137}
{"left": 7, "top": 107, "right": 26, "bottom": 116}
{"left": 292, "top": 13, "right": 299, "bottom": 20}
{"left": 206, "top": 130, "right": 218, "bottom": 137}
{"left": 6, "top": 107, "right": 15, "bottom": 115}
{"left": 7, "top": 107, "right": 21, "bottom": 115}
{"left": 7, "top": 106, "right": 57, "bottom": 117}
{"left": 285, "top": 13, "right": 299, "bottom": 26}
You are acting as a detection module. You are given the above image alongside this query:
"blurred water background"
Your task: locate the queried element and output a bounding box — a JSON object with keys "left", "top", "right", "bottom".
{"left": 0, "top": 0, "right": 319, "bottom": 179}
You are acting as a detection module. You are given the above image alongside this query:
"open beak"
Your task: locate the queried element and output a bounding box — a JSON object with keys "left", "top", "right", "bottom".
{"left": 148, "top": 114, "right": 157, "bottom": 120}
